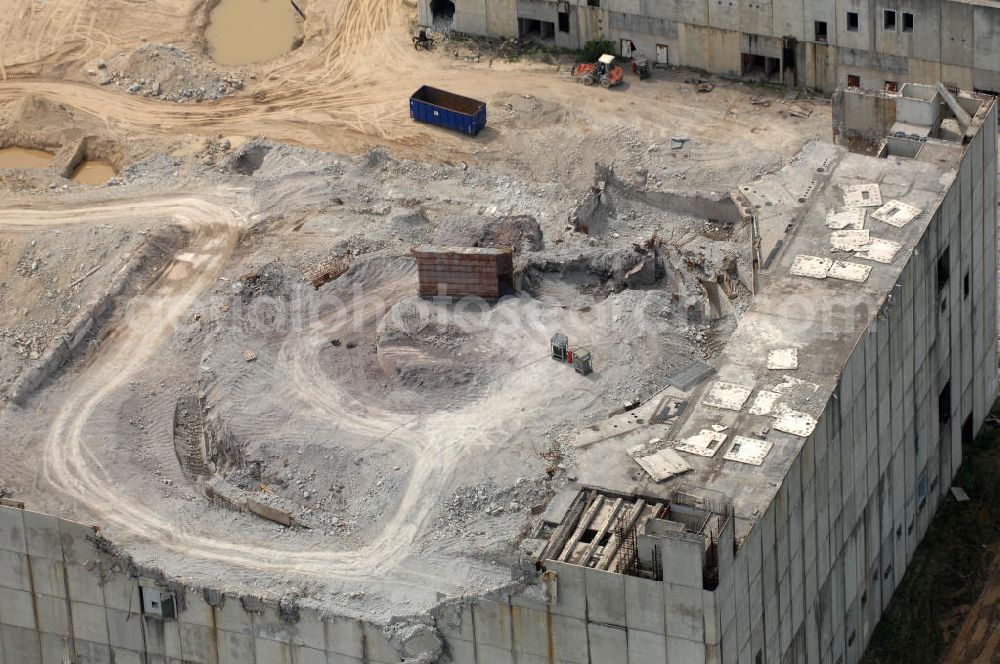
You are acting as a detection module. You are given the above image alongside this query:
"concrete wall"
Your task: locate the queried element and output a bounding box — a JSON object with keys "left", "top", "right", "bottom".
{"left": 438, "top": 0, "right": 1000, "bottom": 92}
{"left": 0, "top": 502, "right": 408, "bottom": 664}
{"left": 711, "top": 100, "right": 998, "bottom": 664}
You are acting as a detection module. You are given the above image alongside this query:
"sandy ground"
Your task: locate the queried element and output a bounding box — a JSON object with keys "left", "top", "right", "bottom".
{"left": 0, "top": 0, "right": 832, "bottom": 622}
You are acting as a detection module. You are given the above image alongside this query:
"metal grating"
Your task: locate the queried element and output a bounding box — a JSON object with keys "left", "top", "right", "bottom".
{"left": 665, "top": 359, "right": 716, "bottom": 391}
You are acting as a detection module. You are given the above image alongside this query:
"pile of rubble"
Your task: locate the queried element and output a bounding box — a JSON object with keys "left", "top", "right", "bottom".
{"left": 92, "top": 44, "right": 248, "bottom": 102}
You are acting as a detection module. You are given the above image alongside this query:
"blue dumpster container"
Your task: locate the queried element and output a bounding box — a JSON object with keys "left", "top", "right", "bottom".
{"left": 409, "top": 85, "right": 487, "bottom": 136}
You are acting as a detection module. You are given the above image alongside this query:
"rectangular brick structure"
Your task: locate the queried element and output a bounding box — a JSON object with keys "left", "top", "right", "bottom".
{"left": 411, "top": 245, "right": 514, "bottom": 299}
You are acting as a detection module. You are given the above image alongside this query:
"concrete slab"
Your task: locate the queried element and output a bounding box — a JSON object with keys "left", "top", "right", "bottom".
{"left": 703, "top": 381, "right": 754, "bottom": 411}
{"left": 871, "top": 200, "right": 922, "bottom": 227}
{"left": 828, "top": 261, "right": 872, "bottom": 283}
{"left": 635, "top": 448, "right": 693, "bottom": 482}
{"left": 857, "top": 237, "right": 902, "bottom": 263}
{"left": 722, "top": 436, "right": 773, "bottom": 466}
{"left": 790, "top": 255, "right": 832, "bottom": 279}
{"left": 842, "top": 184, "right": 882, "bottom": 208}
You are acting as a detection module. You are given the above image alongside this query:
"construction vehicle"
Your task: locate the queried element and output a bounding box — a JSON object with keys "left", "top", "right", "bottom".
{"left": 631, "top": 54, "right": 650, "bottom": 80}
{"left": 550, "top": 333, "right": 593, "bottom": 375}
{"left": 412, "top": 28, "right": 434, "bottom": 50}
{"left": 571, "top": 54, "right": 625, "bottom": 88}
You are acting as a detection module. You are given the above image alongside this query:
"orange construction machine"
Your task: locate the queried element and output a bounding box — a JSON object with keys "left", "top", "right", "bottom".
{"left": 571, "top": 54, "right": 625, "bottom": 88}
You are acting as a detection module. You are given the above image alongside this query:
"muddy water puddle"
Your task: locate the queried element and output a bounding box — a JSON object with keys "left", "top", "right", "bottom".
{"left": 206, "top": 0, "right": 301, "bottom": 66}
{"left": 0, "top": 147, "right": 54, "bottom": 169}
{"left": 71, "top": 160, "right": 115, "bottom": 185}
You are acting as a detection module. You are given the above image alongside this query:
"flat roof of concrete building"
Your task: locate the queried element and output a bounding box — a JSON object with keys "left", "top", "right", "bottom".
{"left": 570, "top": 87, "right": 994, "bottom": 537}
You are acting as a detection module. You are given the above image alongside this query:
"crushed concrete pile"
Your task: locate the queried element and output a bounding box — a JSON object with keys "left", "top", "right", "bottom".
{"left": 434, "top": 478, "right": 549, "bottom": 537}
{"left": 433, "top": 215, "right": 543, "bottom": 254}
{"left": 96, "top": 44, "right": 247, "bottom": 102}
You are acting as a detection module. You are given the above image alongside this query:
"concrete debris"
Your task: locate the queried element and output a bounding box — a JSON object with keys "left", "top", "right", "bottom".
{"left": 790, "top": 254, "right": 833, "bottom": 279}
{"left": 871, "top": 200, "right": 922, "bottom": 227}
{"left": 748, "top": 390, "right": 781, "bottom": 415}
{"left": 384, "top": 621, "right": 444, "bottom": 664}
{"left": 722, "top": 436, "right": 772, "bottom": 465}
{"left": 703, "top": 381, "right": 754, "bottom": 411}
{"left": 856, "top": 237, "right": 902, "bottom": 263}
{"left": 826, "top": 208, "right": 867, "bottom": 230}
{"left": 634, "top": 447, "right": 692, "bottom": 482}
{"left": 772, "top": 409, "right": 818, "bottom": 437}
{"left": 828, "top": 260, "right": 871, "bottom": 283}
{"left": 842, "top": 183, "right": 883, "bottom": 208}
{"left": 674, "top": 429, "right": 728, "bottom": 457}
{"left": 830, "top": 229, "right": 870, "bottom": 252}
{"left": 102, "top": 44, "right": 247, "bottom": 103}
{"left": 951, "top": 486, "right": 970, "bottom": 502}
{"left": 766, "top": 348, "right": 798, "bottom": 370}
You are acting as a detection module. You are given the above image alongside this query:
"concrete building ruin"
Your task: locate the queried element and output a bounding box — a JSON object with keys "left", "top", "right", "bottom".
{"left": 0, "top": 84, "right": 995, "bottom": 664}
{"left": 421, "top": 0, "right": 1000, "bottom": 93}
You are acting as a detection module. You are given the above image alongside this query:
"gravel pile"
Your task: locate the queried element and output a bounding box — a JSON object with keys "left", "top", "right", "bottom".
{"left": 94, "top": 44, "right": 248, "bottom": 102}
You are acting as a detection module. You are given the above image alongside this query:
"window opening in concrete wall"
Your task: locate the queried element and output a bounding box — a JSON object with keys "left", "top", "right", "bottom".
{"left": 847, "top": 11, "right": 859, "bottom": 31}
{"left": 815, "top": 20, "right": 828, "bottom": 42}
{"left": 939, "top": 381, "right": 952, "bottom": 425}
{"left": 903, "top": 12, "right": 914, "bottom": 32}
{"left": 558, "top": 11, "right": 569, "bottom": 32}
{"left": 587, "top": 0, "right": 599, "bottom": 7}
{"left": 518, "top": 18, "right": 555, "bottom": 40}
{"left": 885, "top": 80, "right": 898, "bottom": 93}
{"left": 848, "top": 74, "right": 860, "bottom": 87}
{"left": 937, "top": 247, "right": 950, "bottom": 291}
{"left": 756, "top": 651, "right": 763, "bottom": 664}
{"left": 964, "top": 272, "right": 970, "bottom": 298}
{"left": 620, "top": 39, "right": 636, "bottom": 57}
{"left": 430, "top": 0, "right": 455, "bottom": 24}
{"left": 656, "top": 43, "right": 669, "bottom": 65}
{"left": 742, "top": 54, "right": 781, "bottom": 81}
{"left": 884, "top": 9, "right": 896, "bottom": 30}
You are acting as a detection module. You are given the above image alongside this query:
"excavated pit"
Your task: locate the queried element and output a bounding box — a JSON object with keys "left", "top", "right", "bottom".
{"left": 0, "top": 147, "right": 54, "bottom": 169}
{"left": 71, "top": 160, "right": 115, "bottom": 185}
{"left": 205, "top": 0, "right": 303, "bottom": 66}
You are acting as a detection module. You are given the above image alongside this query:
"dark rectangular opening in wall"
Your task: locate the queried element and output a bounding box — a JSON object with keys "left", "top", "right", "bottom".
{"left": 937, "top": 247, "right": 950, "bottom": 290}
{"left": 885, "top": 80, "right": 898, "bottom": 93}
{"left": 903, "top": 12, "right": 914, "bottom": 32}
{"left": 815, "top": 21, "right": 828, "bottom": 42}
{"left": 587, "top": 0, "right": 599, "bottom": 7}
{"left": 963, "top": 414, "right": 974, "bottom": 445}
{"left": 742, "top": 53, "right": 781, "bottom": 81}
{"left": 939, "top": 381, "right": 952, "bottom": 426}
{"left": 518, "top": 17, "right": 555, "bottom": 40}
{"left": 964, "top": 272, "right": 970, "bottom": 298}
{"left": 558, "top": 11, "right": 569, "bottom": 32}
{"left": 782, "top": 36, "right": 797, "bottom": 80}
{"left": 884, "top": 9, "right": 896, "bottom": 30}
{"left": 848, "top": 74, "right": 860, "bottom": 87}
{"left": 847, "top": 11, "right": 859, "bottom": 31}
